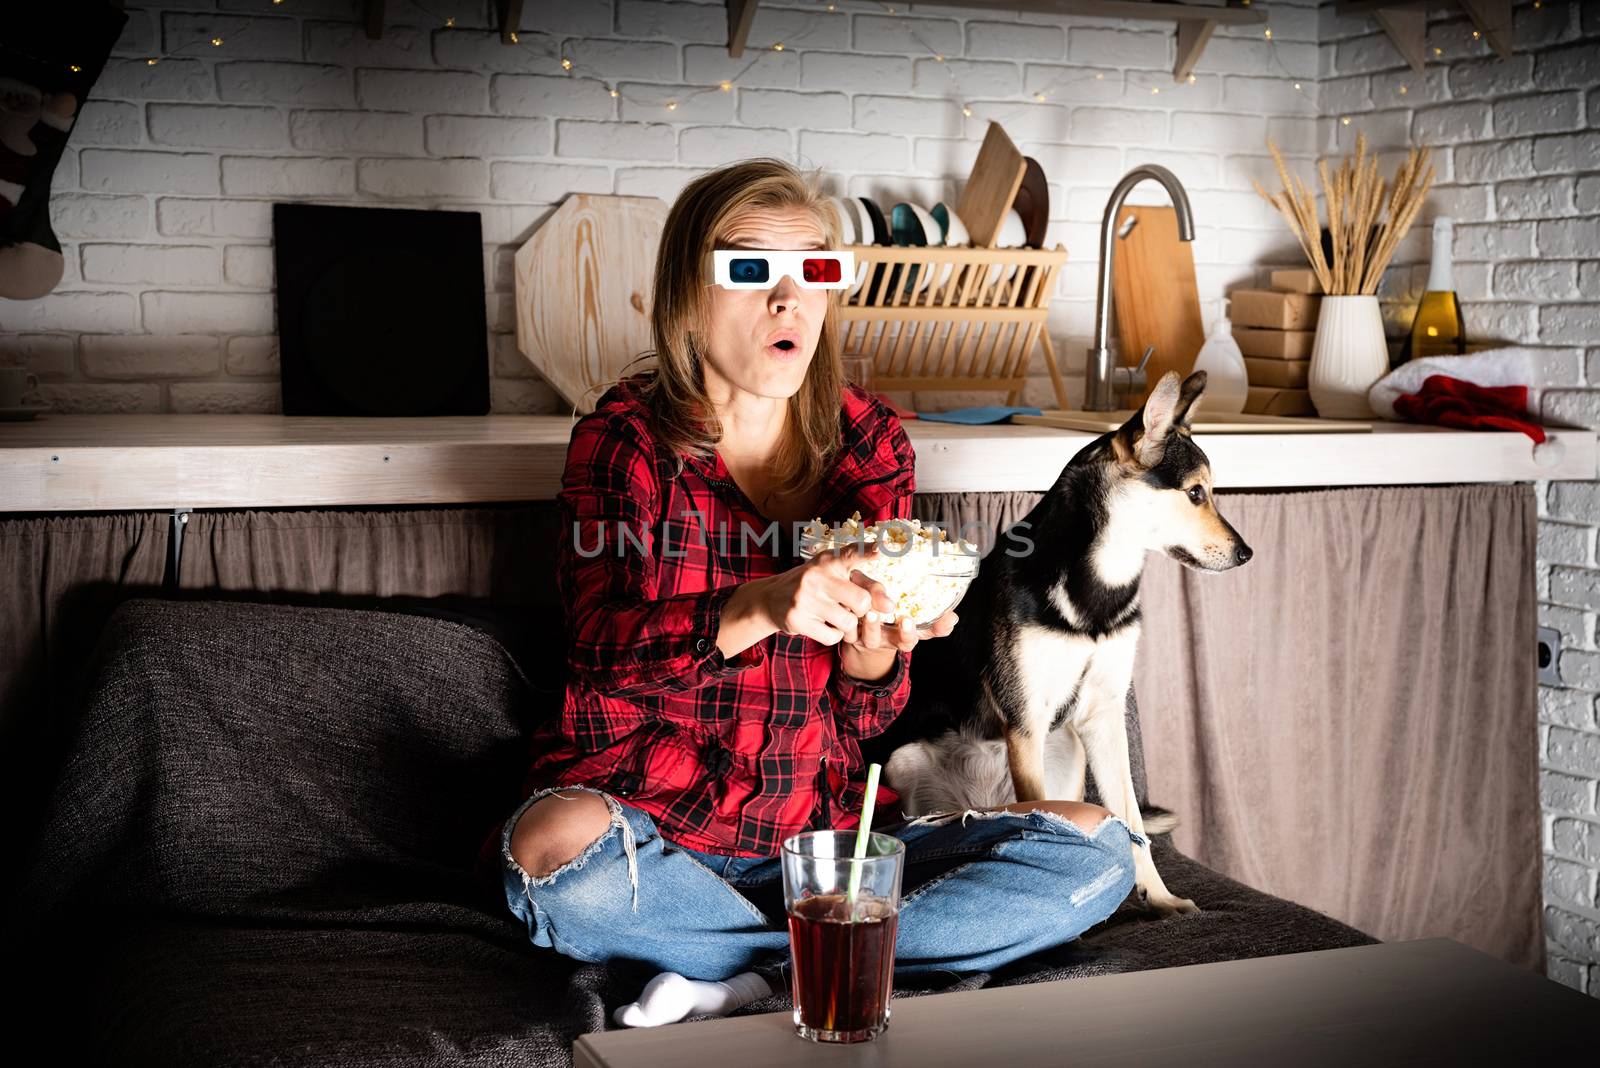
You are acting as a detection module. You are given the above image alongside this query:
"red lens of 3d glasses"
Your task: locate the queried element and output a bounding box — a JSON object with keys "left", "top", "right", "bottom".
{"left": 801, "top": 257, "right": 842, "bottom": 284}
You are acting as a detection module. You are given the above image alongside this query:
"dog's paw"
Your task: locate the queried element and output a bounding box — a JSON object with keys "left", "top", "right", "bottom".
{"left": 1135, "top": 884, "right": 1200, "bottom": 916}
{"left": 1158, "top": 895, "right": 1201, "bottom": 916}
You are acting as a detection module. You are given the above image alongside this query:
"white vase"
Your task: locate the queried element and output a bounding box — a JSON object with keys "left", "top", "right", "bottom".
{"left": 1308, "top": 294, "right": 1388, "bottom": 419}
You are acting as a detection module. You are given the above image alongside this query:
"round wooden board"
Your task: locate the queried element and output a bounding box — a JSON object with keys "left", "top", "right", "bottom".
{"left": 513, "top": 194, "right": 667, "bottom": 414}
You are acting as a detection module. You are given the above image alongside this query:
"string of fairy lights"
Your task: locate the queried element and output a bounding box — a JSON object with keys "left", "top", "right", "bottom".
{"left": 120, "top": 0, "right": 1539, "bottom": 130}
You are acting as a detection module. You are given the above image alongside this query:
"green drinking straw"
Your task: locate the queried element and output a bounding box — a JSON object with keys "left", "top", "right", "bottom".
{"left": 845, "top": 762, "right": 882, "bottom": 912}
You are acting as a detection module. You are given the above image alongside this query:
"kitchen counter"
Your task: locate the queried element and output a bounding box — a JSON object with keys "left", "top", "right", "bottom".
{"left": 0, "top": 413, "right": 1591, "bottom": 512}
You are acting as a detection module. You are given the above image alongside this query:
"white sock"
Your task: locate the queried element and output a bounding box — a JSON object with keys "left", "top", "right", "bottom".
{"left": 612, "top": 970, "right": 773, "bottom": 1028}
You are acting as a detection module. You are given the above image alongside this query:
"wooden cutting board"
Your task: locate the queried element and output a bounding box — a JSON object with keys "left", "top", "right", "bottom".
{"left": 1012, "top": 410, "right": 1372, "bottom": 433}
{"left": 514, "top": 193, "right": 667, "bottom": 415}
{"left": 1110, "top": 205, "right": 1206, "bottom": 408}
{"left": 957, "top": 121, "right": 1026, "bottom": 249}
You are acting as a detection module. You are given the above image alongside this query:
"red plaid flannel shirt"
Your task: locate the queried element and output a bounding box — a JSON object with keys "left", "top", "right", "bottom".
{"left": 513, "top": 372, "right": 914, "bottom": 858}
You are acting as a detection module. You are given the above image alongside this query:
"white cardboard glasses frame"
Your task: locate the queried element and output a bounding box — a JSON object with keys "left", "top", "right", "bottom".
{"left": 708, "top": 249, "right": 856, "bottom": 290}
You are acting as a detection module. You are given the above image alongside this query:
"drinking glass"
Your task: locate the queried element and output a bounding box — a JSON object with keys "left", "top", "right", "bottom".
{"left": 780, "top": 829, "right": 905, "bottom": 1043}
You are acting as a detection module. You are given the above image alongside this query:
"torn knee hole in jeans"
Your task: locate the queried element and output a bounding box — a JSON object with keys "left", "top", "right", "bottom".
{"left": 503, "top": 787, "right": 642, "bottom": 913}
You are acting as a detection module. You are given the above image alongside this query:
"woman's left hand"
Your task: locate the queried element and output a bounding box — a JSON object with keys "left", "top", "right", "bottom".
{"left": 841, "top": 572, "right": 958, "bottom": 655}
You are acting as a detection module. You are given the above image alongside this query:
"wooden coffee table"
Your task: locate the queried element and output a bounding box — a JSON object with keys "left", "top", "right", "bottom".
{"left": 574, "top": 938, "right": 1597, "bottom": 1066}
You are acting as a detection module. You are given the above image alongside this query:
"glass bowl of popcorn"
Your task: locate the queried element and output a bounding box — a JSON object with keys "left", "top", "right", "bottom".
{"left": 797, "top": 512, "right": 981, "bottom": 630}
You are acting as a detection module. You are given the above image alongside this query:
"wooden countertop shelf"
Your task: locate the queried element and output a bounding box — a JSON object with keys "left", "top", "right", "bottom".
{"left": 1, "top": 414, "right": 1591, "bottom": 513}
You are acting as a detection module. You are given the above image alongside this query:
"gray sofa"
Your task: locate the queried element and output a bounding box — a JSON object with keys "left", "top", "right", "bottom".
{"left": 8, "top": 596, "right": 1376, "bottom": 1066}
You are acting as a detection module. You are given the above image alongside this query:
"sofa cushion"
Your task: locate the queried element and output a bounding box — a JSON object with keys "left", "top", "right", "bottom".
{"left": 13, "top": 596, "right": 539, "bottom": 924}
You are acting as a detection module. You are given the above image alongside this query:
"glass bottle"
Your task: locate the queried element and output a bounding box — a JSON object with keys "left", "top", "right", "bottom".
{"left": 1407, "top": 216, "right": 1466, "bottom": 360}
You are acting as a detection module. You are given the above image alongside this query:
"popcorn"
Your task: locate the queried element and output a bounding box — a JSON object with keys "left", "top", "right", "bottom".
{"left": 799, "top": 511, "right": 980, "bottom": 627}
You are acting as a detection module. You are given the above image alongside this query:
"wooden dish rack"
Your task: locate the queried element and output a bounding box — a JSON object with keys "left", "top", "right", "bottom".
{"left": 836, "top": 243, "right": 1071, "bottom": 409}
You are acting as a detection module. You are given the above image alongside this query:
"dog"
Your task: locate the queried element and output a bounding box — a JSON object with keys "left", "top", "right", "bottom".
{"left": 862, "top": 369, "right": 1252, "bottom": 917}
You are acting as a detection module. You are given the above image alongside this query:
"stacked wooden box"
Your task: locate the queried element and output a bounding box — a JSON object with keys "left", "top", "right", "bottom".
{"left": 1231, "top": 269, "right": 1322, "bottom": 416}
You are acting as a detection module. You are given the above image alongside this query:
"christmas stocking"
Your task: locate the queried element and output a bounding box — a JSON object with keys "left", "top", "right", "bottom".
{"left": 1, "top": 2, "right": 128, "bottom": 300}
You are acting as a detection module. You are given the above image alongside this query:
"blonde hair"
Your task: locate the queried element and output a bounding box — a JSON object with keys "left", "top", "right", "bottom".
{"left": 626, "top": 157, "right": 845, "bottom": 504}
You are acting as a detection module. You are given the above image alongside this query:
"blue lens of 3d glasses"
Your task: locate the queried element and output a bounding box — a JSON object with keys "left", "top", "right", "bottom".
{"left": 728, "top": 258, "right": 770, "bottom": 284}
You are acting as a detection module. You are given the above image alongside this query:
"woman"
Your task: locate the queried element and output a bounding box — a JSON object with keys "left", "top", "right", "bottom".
{"left": 493, "top": 159, "right": 1146, "bottom": 1028}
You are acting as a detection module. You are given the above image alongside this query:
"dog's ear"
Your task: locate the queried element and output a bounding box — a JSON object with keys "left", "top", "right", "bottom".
{"left": 1173, "top": 369, "right": 1207, "bottom": 428}
{"left": 1111, "top": 370, "right": 1183, "bottom": 467}
{"left": 1142, "top": 370, "right": 1184, "bottom": 439}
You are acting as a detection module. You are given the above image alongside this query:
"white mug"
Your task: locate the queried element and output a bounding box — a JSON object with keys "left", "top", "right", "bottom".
{"left": 0, "top": 367, "right": 40, "bottom": 407}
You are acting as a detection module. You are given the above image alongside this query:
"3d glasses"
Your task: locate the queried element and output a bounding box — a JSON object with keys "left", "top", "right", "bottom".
{"left": 708, "top": 249, "right": 856, "bottom": 290}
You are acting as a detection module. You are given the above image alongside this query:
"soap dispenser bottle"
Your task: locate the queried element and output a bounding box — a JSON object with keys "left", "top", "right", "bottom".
{"left": 1192, "top": 308, "right": 1249, "bottom": 414}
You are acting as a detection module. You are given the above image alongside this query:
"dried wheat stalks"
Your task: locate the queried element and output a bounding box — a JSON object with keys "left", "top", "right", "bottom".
{"left": 1254, "top": 131, "right": 1436, "bottom": 296}
{"left": 1257, "top": 145, "right": 1333, "bottom": 293}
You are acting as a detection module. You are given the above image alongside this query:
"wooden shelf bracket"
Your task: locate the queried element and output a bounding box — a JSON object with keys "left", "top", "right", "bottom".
{"left": 1335, "top": 0, "right": 1513, "bottom": 73}
{"left": 724, "top": 0, "right": 1266, "bottom": 81}
{"left": 1174, "top": 18, "right": 1218, "bottom": 83}
{"left": 496, "top": 0, "right": 523, "bottom": 46}
{"left": 727, "top": 0, "right": 759, "bottom": 59}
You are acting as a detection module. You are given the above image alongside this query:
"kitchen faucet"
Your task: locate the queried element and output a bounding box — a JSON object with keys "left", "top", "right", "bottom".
{"left": 1084, "top": 164, "right": 1196, "bottom": 411}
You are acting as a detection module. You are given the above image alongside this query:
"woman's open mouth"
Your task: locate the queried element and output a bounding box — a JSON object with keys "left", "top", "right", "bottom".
{"left": 765, "top": 332, "right": 803, "bottom": 362}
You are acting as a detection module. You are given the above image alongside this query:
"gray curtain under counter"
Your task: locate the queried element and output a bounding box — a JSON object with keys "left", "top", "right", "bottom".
{"left": 0, "top": 484, "right": 1539, "bottom": 972}
{"left": 1132, "top": 484, "right": 1540, "bottom": 972}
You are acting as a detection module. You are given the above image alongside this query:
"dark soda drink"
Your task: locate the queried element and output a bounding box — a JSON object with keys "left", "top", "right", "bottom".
{"left": 786, "top": 892, "right": 898, "bottom": 1042}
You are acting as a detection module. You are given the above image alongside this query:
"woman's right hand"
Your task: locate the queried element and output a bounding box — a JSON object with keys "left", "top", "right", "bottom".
{"left": 752, "top": 542, "right": 889, "bottom": 647}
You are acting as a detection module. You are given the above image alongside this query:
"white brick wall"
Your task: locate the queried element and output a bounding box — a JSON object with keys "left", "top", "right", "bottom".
{"left": 2, "top": 2, "right": 1597, "bottom": 994}
{"left": 1325, "top": 0, "right": 1600, "bottom": 999}
{"left": 0, "top": 0, "right": 1327, "bottom": 416}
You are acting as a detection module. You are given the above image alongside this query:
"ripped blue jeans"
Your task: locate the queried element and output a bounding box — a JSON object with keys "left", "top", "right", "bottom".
{"left": 500, "top": 786, "right": 1148, "bottom": 983}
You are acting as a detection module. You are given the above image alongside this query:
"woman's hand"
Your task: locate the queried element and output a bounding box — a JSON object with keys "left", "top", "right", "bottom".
{"left": 732, "top": 542, "right": 962, "bottom": 653}
{"left": 841, "top": 568, "right": 958, "bottom": 657}
{"left": 752, "top": 542, "right": 886, "bottom": 647}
